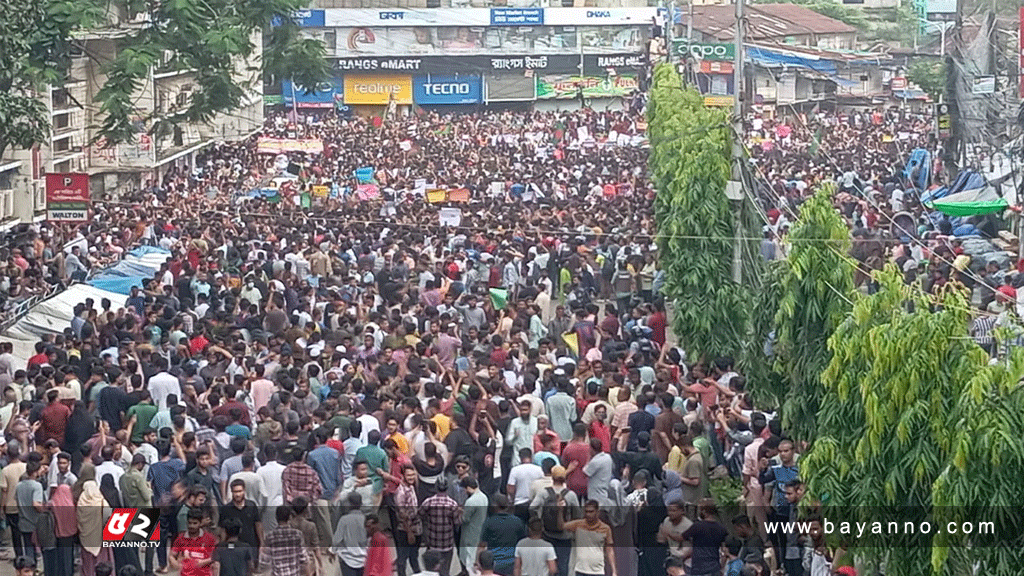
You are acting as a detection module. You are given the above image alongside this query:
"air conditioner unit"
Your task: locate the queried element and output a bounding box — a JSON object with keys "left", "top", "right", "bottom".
{"left": 34, "top": 184, "right": 46, "bottom": 211}
{"left": 0, "top": 189, "right": 13, "bottom": 219}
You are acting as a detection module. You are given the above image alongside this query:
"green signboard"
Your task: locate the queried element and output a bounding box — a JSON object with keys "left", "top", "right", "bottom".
{"left": 672, "top": 40, "right": 736, "bottom": 61}
{"left": 535, "top": 75, "right": 639, "bottom": 99}
{"left": 264, "top": 94, "right": 285, "bottom": 106}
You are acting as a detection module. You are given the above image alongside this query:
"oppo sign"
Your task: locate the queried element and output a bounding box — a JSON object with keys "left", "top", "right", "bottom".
{"left": 674, "top": 41, "right": 736, "bottom": 61}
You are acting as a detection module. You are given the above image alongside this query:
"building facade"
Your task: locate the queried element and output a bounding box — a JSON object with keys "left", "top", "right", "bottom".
{"left": 0, "top": 14, "right": 262, "bottom": 230}
{"left": 281, "top": 7, "right": 662, "bottom": 112}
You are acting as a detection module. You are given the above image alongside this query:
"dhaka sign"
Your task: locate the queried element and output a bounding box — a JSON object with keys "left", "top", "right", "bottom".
{"left": 673, "top": 40, "right": 735, "bottom": 62}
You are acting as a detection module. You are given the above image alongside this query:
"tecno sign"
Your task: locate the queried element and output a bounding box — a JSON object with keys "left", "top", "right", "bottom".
{"left": 423, "top": 83, "right": 471, "bottom": 95}
{"left": 379, "top": 11, "right": 404, "bottom": 19}
{"left": 586, "top": 11, "right": 611, "bottom": 17}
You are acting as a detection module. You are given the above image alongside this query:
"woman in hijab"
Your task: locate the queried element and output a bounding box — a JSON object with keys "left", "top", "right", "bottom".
{"left": 76, "top": 463, "right": 114, "bottom": 576}
{"left": 605, "top": 478, "right": 637, "bottom": 576}
{"left": 101, "top": 475, "right": 143, "bottom": 572}
{"left": 46, "top": 483, "right": 78, "bottom": 576}
{"left": 662, "top": 470, "right": 684, "bottom": 507}
{"left": 64, "top": 400, "right": 95, "bottom": 473}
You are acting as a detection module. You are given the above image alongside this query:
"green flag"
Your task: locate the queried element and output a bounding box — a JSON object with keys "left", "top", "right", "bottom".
{"left": 489, "top": 288, "right": 508, "bottom": 310}
{"left": 809, "top": 127, "right": 822, "bottom": 157}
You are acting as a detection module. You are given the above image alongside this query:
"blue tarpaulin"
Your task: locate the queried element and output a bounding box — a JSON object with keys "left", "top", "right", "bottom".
{"left": 88, "top": 276, "right": 147, "bottom": 295}
{"left": 745, "top": 46, "right": 837, "bottom": 75}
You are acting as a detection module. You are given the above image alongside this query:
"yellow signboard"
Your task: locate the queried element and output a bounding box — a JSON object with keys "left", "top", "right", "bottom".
{"left": 344, "top": 75, "right": 413, "bottom": 105}
{"left": 312, "top": 185, "right": 329, "bottom": 198}
{"left": 703, "top": 95, "right": 734, "bottom": 107}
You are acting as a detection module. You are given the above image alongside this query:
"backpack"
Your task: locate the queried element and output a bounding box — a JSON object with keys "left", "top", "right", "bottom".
{"left": 540, "top": 487, "right": 570, "bottom": 534}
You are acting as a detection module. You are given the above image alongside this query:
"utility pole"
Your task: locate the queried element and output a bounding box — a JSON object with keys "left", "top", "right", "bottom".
{"left": 730, "top": 0, "right": 746, "bottom": 284}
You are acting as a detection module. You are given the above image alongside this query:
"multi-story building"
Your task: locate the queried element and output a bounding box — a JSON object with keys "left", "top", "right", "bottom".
{"left": 280, "top": 5, "right": 663, "bottom": 113}
{"left": 0, "top": 10, "right": 262, "bottom": 230}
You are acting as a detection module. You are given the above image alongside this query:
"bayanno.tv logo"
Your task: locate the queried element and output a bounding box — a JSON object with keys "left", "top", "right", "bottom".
{"left": 103, "top": 508, "right": 161, "bottom": 548}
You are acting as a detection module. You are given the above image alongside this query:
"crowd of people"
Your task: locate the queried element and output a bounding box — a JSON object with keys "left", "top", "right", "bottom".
{"left": 1, "top": 103, "right": 976, "bottom": 576}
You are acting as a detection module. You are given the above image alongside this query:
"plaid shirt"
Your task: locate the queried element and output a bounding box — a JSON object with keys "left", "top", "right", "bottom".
{"left": 259, "top": 525, "right": 307, "bottom": 576}
{"left": 419, "top": 492, "right": 463, "bottom": 550}
{"left": 282, "top": 461, "right": 322, "bottom": 503}
{"left": 394, "top": 482, "right": 421, "bottom": 536}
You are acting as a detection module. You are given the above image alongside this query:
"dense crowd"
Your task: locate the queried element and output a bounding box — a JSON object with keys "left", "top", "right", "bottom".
{"left": 0, "top": 104, "right": 937, "bottom": 576}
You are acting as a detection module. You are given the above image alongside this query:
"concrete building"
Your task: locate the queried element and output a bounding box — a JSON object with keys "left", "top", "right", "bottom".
{"left": 279, "top": 5, "right": 664, "bottom": 114}
{"left": 0, "top": 9, "right": 262, "bottom": 230}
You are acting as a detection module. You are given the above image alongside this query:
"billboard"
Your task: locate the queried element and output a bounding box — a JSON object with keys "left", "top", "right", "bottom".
{"left": 485, "top": 74, "right": 538, "bottom": 101}
{"left": 282, "top": 79, "right": 345, "bottom": 107}
{"left": 332, "top": 53, "right": 645, "bottom": 74}
{"left": 535, "top": 74, "right": 638, "bottom": 99}
{"left": 334, "top": 26, "right": 644, "bottom": 57}
{"left": 316, "top": 8, "right": 661, "bottom": 28}
{"left": 344, "top": 75, "right": 413, "bottom": 104}
{"left": 45, "top": 173, "right": 90, "bottom": 221}
{"left": 413, "top": 74, "right": 482, "bottom": 104}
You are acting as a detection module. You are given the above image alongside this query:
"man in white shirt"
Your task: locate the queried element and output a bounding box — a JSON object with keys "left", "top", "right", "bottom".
{"left": 507, "top": 448, "right": 543, "bottom": 521}
{"left": 147, "top": 358, "right": 181, "bottom": 411}
{"left": 257, "top": 444, "right": 286, "bottom": 530}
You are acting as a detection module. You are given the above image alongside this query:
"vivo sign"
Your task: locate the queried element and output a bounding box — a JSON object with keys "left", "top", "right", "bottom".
{"left": 379, "top": 11, "right": 405, "bottom": 19}
{"left": 414, "top": 75, "right": 481, "bottom": 104}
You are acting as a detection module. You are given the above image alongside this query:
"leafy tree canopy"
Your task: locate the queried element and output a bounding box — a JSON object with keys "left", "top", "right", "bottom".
{"left": 802, "top": 268, "right": 1024, "bottom": 575}
{"left": 0, "top": 0, "right": 329, "bottom": 157}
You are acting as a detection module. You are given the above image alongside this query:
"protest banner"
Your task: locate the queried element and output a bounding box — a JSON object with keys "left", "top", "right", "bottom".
{"left": 256, "top": 138, "right": 324, "bottom": 155}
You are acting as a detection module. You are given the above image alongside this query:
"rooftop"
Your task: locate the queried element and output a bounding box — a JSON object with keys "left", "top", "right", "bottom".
{"left": 688, "top": 4, "right": 858, "bottom": 41}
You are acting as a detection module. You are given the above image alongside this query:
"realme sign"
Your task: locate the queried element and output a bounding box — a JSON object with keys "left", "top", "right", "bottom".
{"left": 344, "top": 76, "right": 413, "bottom": 104}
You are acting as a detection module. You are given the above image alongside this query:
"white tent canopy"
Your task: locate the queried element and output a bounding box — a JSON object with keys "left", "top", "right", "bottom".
{"left": 3, "top": 284, "right": 128, "bottom": 364}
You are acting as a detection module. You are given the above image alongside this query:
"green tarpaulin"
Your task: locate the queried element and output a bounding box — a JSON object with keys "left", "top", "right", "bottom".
{"left": 928, "top": 186, "right": 1011, "bottom": 217}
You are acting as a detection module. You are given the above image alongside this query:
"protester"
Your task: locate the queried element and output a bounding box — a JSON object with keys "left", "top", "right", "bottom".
{"left": 0, "top": 105, "right": 832, "bottom": 576}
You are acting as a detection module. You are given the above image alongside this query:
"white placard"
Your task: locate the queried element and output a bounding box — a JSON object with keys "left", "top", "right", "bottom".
{"left": 439, "top": 207, "right": 463, "bottom": 227}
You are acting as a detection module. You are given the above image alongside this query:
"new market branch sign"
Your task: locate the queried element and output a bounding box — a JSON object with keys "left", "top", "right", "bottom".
{"left": 45, "top": 173, "right": 91, "bottom": 221}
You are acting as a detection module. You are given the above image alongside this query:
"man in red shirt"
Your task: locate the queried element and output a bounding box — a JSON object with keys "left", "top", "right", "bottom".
{"left": 561, "top": 423, "right": 591, "bottom": 498}
{"left": 26, "top": 342, "right": 49, "bottom": 369}
{"left": 647, "top": 301, "right": 667, "bottom": 348}
{"left": 171, "top": 508, "right": 218, "bottom": 576}
{"left": 589, "top": 404, "right": 612, "bottom": 453}
{"left": 39, "top": 389, "right": 71, "bottom": 445}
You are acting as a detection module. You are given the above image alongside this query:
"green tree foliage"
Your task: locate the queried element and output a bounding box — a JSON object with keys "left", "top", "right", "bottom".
{"left": 751, "top": 0, "right": 867, "bottom": 30}
{"left": 0, "top": 0, "right": 328, "bottom": 157}
{"left": 0, "top": 0, "right": 104, "bottom": 157}
{"left": 649, "top": 63, "right": 750, "bottom": 358}
{"left": 98, "top": 0, "right": 329, "bottom": 144}
{"left": 802, "top": 267, "right": 1024, "bottom": 575}
{"left": 773, "top": 183, "right": 854, "bottom": 442}
{"left": 907, "top": 60, "right": 946, "bottom": 102}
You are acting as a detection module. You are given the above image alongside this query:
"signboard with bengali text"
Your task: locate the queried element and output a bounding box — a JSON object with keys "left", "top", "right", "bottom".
{"left": 45, "top": 173, "right": 90, "bottom": 221}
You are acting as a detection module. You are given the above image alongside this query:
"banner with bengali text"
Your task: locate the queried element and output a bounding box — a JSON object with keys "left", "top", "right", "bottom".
{"left": 256, "top": 137, "right": 325, "bottom": 155}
